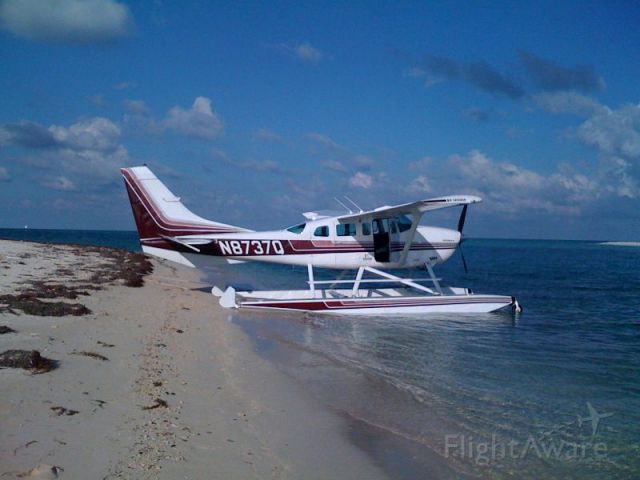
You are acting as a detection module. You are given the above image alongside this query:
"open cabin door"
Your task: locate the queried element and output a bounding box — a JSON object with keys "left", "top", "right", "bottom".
{"left": 373, "top": 218, "right": 399, "bottom": 263}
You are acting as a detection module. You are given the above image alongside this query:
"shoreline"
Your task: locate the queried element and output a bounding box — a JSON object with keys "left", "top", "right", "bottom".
{"left": 0, "top": 240, "right": 388, "bottom": 479}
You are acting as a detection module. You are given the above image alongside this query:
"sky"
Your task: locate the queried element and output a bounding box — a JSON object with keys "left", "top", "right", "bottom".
{"left": 0, "top": 0, "right": 639, "bottom": 240}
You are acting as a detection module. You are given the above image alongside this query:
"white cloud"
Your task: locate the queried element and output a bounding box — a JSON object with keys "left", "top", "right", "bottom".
{"left": 408, "top": 156, "right": 433, "bottom": 172}
{"left": 449, "top": 150, "right": 545, "bottom": 191}
{"left": 42, "top": 175, "right": 75, "bottom": 191}
{"left": 533, "top": 91, "right": 608, "bottom": 117}
{"left": 210, "top": 148, "right": 283, "bottom": 174}
{"left": 354, "top": 154, "right": 374, "bottom": 169}
{"left": 0, "top": 0, "right": 134, "bottom": 44}
{"left": 164, "top": 97, "right": 223, "bottom": 140}
{"left": 123, "top": 99, "right": 149, "bottom": 115}
{"left": 576, "top": 103, "right": 640, "bottom": 159}
{"left": 406, "top": 150, "right": 611, "bottom": 215}
{"left": 408, "top": 175, "right": 431, "bottom": 193}
{"left": 0, "top": 128, "right": 10, "bottom": 146}
{"left": 113, "top": 81, "right": 135, "bottom": 90}
{"left": 0, "top": 166, "right": 9, "bottom": 181}
{"left": 294, "top": 43, "right": 323, "bottom": 63}
{"left": 58, "top": 144, "right": 129, "bottom": 181}
{"left": 50, "top": 117, "right": 121, "bottom": 152}
{"left": 307, "top": 132, "right": 345, "bottom": 150}
{"left": 349, "top": 172, "right": 373, "bottom": 189}
{"left": 0, "top": 116, "right": 130, "bottom": 184}
{"left": 536, "top": 98, "right": 640, "bottom": 198}
{"left": 252, "top": 128, "right": 283, "bottom": 143}
{"left": 320, "top": 159, "right": 347, "bottom": 172}
{"left": 280, "top": 42, "right": 323, "bottom": 64}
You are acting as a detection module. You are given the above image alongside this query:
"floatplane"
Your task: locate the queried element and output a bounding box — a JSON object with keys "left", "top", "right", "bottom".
{"left": 122, "top": 166, "right": 521, "bottom": 315}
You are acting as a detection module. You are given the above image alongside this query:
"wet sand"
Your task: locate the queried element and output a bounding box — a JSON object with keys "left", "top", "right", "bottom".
{"left": 0, "top": 240, "right": 388, "bottom": 479}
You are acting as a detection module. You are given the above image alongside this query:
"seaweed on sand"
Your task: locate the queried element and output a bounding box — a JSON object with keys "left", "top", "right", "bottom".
{"left": 72, "top": 351, "right": 109, "bottom": 361}
{"left": 141, "top": 398, "right": 168, "bottom": 410}
{"left": 0, "top": 350, "right": 58, "bottom": 373}
{"left": 0, "top": 294, "right": 91, "bottom": 316}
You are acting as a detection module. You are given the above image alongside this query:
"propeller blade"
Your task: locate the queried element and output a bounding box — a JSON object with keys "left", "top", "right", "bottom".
{"left": 457, "top": 204, "right": 468, "bottom": 233}
{"left": 459, "top": 243, "right": 469, "bottom": 274}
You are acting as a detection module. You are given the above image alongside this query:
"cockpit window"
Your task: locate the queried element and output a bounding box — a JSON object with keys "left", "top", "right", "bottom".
{"left": 286, "top": 223, "right": 306, "bottom": 234}
{"left": 396, "top": 215, "right": 413, "bottom": 232}
{"left": 361, "top": 222, "right": 371, "bottom": 235}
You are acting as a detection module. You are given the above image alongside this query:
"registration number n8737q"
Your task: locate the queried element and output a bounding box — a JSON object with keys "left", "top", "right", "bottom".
{"left": 218, "top": 240, "right": 285, "bottom": 256}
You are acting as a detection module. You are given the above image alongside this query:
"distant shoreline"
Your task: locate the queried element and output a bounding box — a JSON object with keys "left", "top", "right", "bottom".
{"left": 599, "top": 241, "right": 640, "bottom": 247}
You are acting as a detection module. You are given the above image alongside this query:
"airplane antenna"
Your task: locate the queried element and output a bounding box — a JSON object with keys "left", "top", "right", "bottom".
{"left": 344, "top": 196, "right": 363, "bottom": 212}
{"left": 334, "top": 197, "right": 352, "bottom": 213}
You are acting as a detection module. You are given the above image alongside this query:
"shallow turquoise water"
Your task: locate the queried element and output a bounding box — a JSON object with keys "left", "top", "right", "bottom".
{"left": 4, "top": 230, "right": 638, "bottom": 478}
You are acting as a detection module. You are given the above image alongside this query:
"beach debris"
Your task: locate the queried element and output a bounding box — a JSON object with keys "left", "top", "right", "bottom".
{"left": 0, "top": 294, "right": 91, "bottom": 316}
{"left": 72, "top": 351, "right": 109, "bottom": 361}
{"left": 16, "top": 464, "right": 64, "bottom": 479}
{"left": 97, "top": 340, "right": 115, "bottom": 348}
{"left": 152, "top": 381, "right": 163, "bottom": 387}
{"left": 50, "top": 406, "right": 79, "bottom": 416}
{"left": 12, "top": 440, "right": 38, "bottom": 456}
{"left": 0, "top": 350, "right": 58, "bottom": 373}
{"left": 142, "top": 398, "right": 168, "bottom": 410}
{"left": 19, "top": 281, "right": 89, "bottom": 300}
{"left": 175, "top": 329, "right": 184, "bottom": 334}
{"left": 76, "top": 246, "right": 153, "bottom": 288}
{"left": 0, "top": 325, "right": 16, "bottom": 334}
{"left": 92, "top": 399, "right": 107, "bottom": 410}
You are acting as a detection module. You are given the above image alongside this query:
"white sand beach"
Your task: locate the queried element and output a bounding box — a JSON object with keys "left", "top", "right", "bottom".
{"left": 0, "top": 240, "right": 388, "bottom": 479}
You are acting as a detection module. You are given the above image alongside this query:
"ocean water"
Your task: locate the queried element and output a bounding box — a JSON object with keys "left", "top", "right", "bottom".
{"left": 3, "top": 229, "right": 638, "bottom": 478}
{"left": 0, "top": 228, "right": 140, "bottom": 252}
{"left": 205, "top": 239, "right": 640, "bottom": 479}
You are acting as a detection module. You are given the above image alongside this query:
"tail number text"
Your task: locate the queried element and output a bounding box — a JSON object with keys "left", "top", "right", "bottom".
{"left": 218, "top": 240, "right": 285, "bottom": 256}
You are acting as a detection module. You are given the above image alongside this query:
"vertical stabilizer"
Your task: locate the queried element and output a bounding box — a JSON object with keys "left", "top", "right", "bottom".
{"left": 121, "top": 166, "right": 246, "bottom": 241}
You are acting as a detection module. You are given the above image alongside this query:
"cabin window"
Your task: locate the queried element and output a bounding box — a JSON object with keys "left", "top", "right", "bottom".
{"left": 336, "top": 223, "right": 357, "bottom": 236}
{"left": 314, "top": 225, "right": 329, "bottom": 237}
{"left": 361, "top": 222, "right": 371, "bottom": 235}
{"left": 390, "top": 220, "right": 399, "bottom": 234}
{"left": 396, "top": 215, "right": 413, "bottom": 232}
{"left": 287, "top": 223, "right": 306, "bottom": 234}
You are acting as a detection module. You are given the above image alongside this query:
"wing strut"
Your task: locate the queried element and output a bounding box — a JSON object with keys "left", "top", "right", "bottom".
{"left": 398, "top": 212, "right": 423, "bottom": 266}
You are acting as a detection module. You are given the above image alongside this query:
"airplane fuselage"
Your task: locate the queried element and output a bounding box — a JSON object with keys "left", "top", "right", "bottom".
{"left": 140, "top": 216, "right": 461, "bottom": 269}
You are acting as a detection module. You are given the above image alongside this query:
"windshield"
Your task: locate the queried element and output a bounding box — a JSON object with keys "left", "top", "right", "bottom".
{"left": 397, "top": 215, "right": 413, "bottom": 232}
{"left": 286, "top": 223, "right": 306, "bottom": 234}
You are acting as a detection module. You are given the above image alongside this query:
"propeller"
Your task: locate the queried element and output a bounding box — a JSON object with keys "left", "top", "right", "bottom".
{"left": 457, "top": 205, "right": 469, "bottom": 274}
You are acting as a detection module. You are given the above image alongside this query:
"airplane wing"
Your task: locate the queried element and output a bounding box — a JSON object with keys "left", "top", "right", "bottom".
{"left": 336, "top": 195, "right": 481, "bottom": 266}
{"left": 336, "top": 195, "right": 482, "bottom": 223}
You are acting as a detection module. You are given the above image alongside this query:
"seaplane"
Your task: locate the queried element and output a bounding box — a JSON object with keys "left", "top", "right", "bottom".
{"left": 121, "top": 166, "right": 521, "bottom": 315}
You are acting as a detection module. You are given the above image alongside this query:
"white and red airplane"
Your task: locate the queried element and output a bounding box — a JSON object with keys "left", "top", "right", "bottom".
{"left": 122, "top": 166, "right": 520, "bottom": 314}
